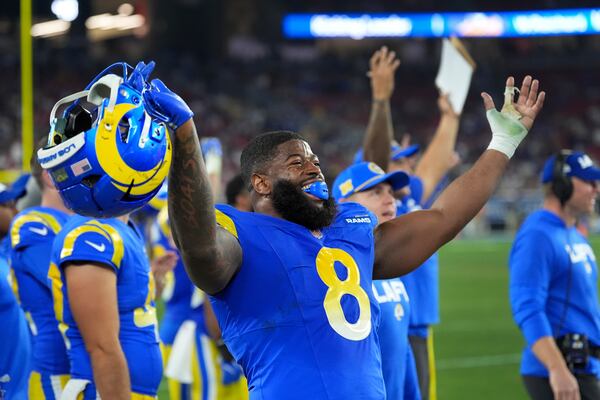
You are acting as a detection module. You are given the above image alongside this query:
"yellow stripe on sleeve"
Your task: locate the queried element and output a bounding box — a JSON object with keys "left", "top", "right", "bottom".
{"left": 60, "top": 224, "right": 111, "bottom": 260}
{"left": 10, "top": 210, "right": 63, "bottom": 247}
{"left": 86, "top": 220, "right": 125, "bottom": 268}
{"left": 215, "top": 209, "right": 238, "bottom": 239}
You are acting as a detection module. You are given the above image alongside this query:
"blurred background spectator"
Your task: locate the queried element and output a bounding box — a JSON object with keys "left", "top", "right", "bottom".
{"left": 2, "top": 0, "right": 600, "bottom": 233}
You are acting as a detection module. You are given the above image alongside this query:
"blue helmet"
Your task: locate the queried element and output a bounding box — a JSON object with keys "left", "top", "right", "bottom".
{"left": 37, "top": 63, "right": 172, "bottom": 218}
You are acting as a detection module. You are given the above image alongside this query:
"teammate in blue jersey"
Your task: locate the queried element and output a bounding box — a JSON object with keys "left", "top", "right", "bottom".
{"left": 358, "top": 46, "right": 462, "bottom": 400}
{"left": 154, "top": 205, "right": 248, "bottom": 400}
{"left": 50, "top": 214, "right": 163, "bottom": 399}
{"left": 333, "top": 161, "right": 421, "bottom": 399}
{"left": 510, "top": 151, "right": 600, "bottom": 400}
{"left": 9, "top": 146, "right": 73, "bottom": 399}
{"left": 141, "top": 66, "right": 544, "bottom": 399}
{"left": 0, "top": 211, "right": 31, "bottom": 400}
{"left": 153, "top": 206, "right": 196, "bottom": 398}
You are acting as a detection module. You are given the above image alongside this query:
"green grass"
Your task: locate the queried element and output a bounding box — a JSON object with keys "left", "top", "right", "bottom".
{"left": 156, "top": 236, "right": 600, "bottom": 399}
{"left": 435, "top": 235, "right": 600, "bottom": 400}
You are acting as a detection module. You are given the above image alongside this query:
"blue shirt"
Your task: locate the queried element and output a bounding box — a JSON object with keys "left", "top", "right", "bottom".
{"left": 0, "top": 237, "right": 31, "bottom": 400}
{"left": 397, "top": 176, "right": 440, "bottom": 335}
{"left": 510, "top": 209, "right": 600, "bottom": 377}
{"left": 50, "top": 216, "right": 163, "bottom": 395}
{"left": 373, "top": 277, "right": 421, "bottom": 399}
{"left": 210, "top": 203, "right": 385, "bottom": 400}
{"left": 9, "top": 206, "right": 70, "bottom": 374}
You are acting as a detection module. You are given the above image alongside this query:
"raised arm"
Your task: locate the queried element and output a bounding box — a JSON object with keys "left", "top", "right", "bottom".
{"left": 143, "top": 78, "right": 241, "bottom": 294}
{"left": 362, "top": 46, "right": 400, "bottom": 170}
{"left": 413, "top": 93, "right": 461, "bottom": 203}
{"left": 373, "top": 75, "right": 545, "bottom": 279}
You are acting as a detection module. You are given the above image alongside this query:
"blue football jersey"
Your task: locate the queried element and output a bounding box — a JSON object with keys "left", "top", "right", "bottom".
{"left": 0, "top": 238, "right": 31, "bottom": 400}
{"left": 50, "top": 215, "right": 163, "bottom": 396}
{"left": 210, "top": 203, "right": 385, "bottom": 400}
{"left": 9, "top": 206, "right": 70, "bottom": 374}
{"left": 151, "top": 207, "right": 197, "bottom": 345}
{"left": 373, "top": 277, "right": 420, "bottom": 399}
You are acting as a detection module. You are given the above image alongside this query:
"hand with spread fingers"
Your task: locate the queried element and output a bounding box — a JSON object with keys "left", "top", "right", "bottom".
{"left": 368, "top": 46, "right": 401, "bottom": 102}
{"left": 482, "top": 75, "right": 546, "bottom": 159}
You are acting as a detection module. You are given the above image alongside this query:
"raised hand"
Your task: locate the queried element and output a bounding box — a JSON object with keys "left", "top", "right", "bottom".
{"left": 142, "top": 78, "right": 194, "bottom": 131}
{"left": 438, "top": 92, "right": 459, "bottom": 118}
{"left": 367, "top": 46, "right": 401, "bottom": 101}
{"left": 481, "top": 76, "right": 545, "bottom": 131}
{"left": 482, "top": 75, "right": 546, "bottom": 158}
{"left": 126, "top": 61, "right": 155, "bottom": 93}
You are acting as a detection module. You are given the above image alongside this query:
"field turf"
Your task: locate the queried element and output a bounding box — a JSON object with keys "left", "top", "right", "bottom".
{"left": 157, "top": 236, "right": 600, "bottom": 399}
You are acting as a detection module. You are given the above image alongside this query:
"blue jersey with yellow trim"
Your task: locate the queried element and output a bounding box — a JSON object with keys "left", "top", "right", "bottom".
{"left": 151, "top": 208, "right": 196, "bottom": 344}
{"left": 373, "top": 277, "right": 420, "bottom": 399}
{"left": 50, "top": 215, "right": 162, "bottom": 396}
{"left": 9, "top": 206, "right": 70, "bottom": 374}
{"left": 210, "top": 203, "right": 385, "bottom": 400}
{"left": 0, "top": 237, "right": 31, "bottom": 400}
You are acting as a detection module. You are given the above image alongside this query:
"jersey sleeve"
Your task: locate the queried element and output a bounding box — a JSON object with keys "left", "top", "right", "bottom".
{"left": 509, "top": 228, "right": 555, "bottom": 345}
{"left": 58, "top": 221, "right": 124, "bottom": 273}
{"left": 215, "top": 205, "right": 239, "bottom": 239}
{"left": 10, "top": 213, "right": 59, "bottom": 251}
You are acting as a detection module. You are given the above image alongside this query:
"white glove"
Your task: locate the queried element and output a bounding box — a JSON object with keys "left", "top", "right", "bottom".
{"left": 486, "top": 87, "right": 529, "bottom": 159}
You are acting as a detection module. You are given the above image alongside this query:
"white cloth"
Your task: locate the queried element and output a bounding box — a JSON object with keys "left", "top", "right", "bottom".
{"left": 165, "top": 320, "right": 197, "bottom": 384}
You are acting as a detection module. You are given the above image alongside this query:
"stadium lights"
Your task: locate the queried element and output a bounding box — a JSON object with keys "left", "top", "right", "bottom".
{"left": 283, "top": 8, "right": 600, "bottom": 38}
{"left": 51, "top": 0, "right": 79, "bottom": 22}
{"left": 30, "top": 19, "right": 71, "bottom": 38}
{"left": 85, "top": 7, "right": 145, "bottom": 41}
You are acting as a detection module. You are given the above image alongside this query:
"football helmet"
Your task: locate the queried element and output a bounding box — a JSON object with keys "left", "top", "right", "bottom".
{"left": 37, "top": 62, "right": 172, "bottom": 217}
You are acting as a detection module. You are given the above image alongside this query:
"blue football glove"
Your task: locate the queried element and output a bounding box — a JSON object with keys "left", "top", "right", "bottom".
{"left": 126, "top": 61, "right": 155, "bottom": 93}
{"left": 142, "top": 78, "right": 194, "bottom": 131}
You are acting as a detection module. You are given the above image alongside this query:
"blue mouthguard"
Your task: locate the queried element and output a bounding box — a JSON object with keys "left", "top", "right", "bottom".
{"left": 303, "top": 181, "right": 329, "bottom": 200}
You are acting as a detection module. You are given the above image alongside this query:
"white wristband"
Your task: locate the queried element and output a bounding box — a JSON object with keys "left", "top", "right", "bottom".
{"left": 486, "top": 109, "right": 528, "bottom": 159}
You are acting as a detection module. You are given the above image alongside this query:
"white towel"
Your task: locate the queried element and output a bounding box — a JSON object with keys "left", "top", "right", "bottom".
{"left": 60, "top": 379, "right": 97, "bottom": 400}
{"left": 165, "top": 320, "right": 197, "bottom": 383}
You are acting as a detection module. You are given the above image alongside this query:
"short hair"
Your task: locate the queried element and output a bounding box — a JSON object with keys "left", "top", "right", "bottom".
{"left": 240, "top": 131, "right": 305, "bottom": 189}
{"left": 225, "top": 174, "right": 246, "bottom": 205}
{"left": 30, "top": 136, "right": 48, "bottom": 188}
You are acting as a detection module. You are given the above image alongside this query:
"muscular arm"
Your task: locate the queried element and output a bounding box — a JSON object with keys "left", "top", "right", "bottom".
{"left": 373, "top": 149, "right": 508, "bottom": 278}
{"left": 168, "top": 120, "right": 241, "bottom": 294}
{"left": 65, "top": 262, "right": 129, "bottom": 400}
{"left": 414, "top": 94, "right": 460, "bottom": 203}
{"left": 373, "top": 75, "right": 545, "bottom": 279}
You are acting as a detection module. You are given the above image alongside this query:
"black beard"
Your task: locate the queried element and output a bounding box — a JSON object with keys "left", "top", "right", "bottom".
{"left": 271, "top": 179, "right": 337, "bottom": 231}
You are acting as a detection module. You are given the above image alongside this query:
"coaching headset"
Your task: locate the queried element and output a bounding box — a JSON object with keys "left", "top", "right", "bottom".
{"left": 551, "top": 150, "right": 574, "bottom": 206}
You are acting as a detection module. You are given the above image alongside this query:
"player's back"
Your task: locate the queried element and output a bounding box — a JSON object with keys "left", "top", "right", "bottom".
{"left": 211, "top": 204, "right": 385, "bottom": 400}
{"left": 9, "top": 206, "right": 70, "bottom": 375}
{"left": 50, "top": 215, "right": 162, "bottom": 396}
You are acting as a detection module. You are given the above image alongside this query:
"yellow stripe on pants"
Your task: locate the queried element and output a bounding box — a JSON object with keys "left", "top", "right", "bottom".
{"left": 428, "top": 327, "right": 437, "bottom": 400}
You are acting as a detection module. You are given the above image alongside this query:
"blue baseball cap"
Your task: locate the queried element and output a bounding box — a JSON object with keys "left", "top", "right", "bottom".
{"left": 0, "top": 174, "right": 30, "bottom": 204}
{"left": 333, "top": 162, "right": 409, "bottom": 200}
{"left": 353, "top": 143, "right": 420, "bottom": 164}
{"left": 541, "top": 151, "right": 600, "bottom": 183}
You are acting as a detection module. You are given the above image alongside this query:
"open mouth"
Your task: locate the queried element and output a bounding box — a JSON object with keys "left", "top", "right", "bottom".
{"left": 301, "top": 182, "right": 324, "bottom": 201}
